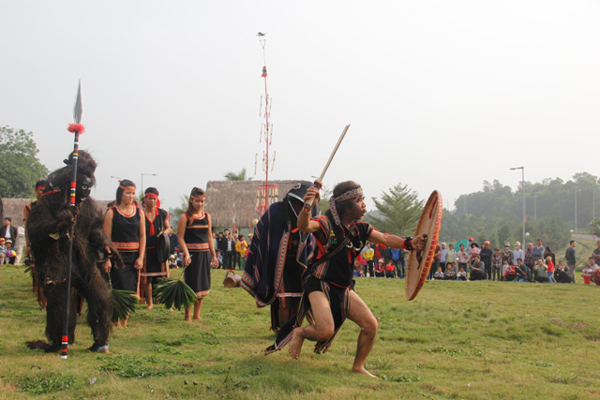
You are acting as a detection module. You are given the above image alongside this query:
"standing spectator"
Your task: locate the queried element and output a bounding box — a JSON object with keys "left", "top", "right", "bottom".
{"left": 1, "top": 217, "right": 18, "bottom": 247}
{"left": 231, "top": 228, "right": 240, "bottom": 269}
{"left": 501, "top": 243, "right": 513, "bottom": 267}
{"left": 491, "top": 247, "right": 502, "bottom": 281}
{"left": 236, "top": 235, "right": 248, "bottom": 270}
{"left": 390, "top": 247, "right": 404, "bottom": 278}
{"left": 439, "top": 243, "right": 448, "bottom": 272}
{"left": 468, "top": 242, "right": 480, "bottom": 263}
{"left": 457, "top": 244, "right": 469, "bottom": 271}
{"left": 447, "top": 243, "right": 456, "bottom": 267}
{"left": 216, "top": 232, "right": 227, "bottom": 268}
{"left": 524, "top": 243, "right": 535, "bottom": 281}
{"left": 592, "top": 240, "right": 600, "bottom": 266}
{"left": 546, "top": 256, "right": 555, "bottom": 283}
{"left": 373, "top": 242, "right": 385, "bottom": 266}
{"left": 513, "top": 241, "right": 524, "bottom": 265}
{"left": 544, "top": 246, "right": 556, "bottom": 266}
{"left": 223, "top": 229, "right": 236, "bottom": 269}
{"left": 480, "top": 241, "right": 493, "bottom": 280}
{"left": 469, "top": 255, "right": 486, "bottom": 280}
{"left": 565, "top": 240, "right": 577, "bottom": 283}
{"left": 532, "top": 239, "right": 545, "bottom": 264}
{"left": 362, "top": 242, "right": 374, "bottom": 277}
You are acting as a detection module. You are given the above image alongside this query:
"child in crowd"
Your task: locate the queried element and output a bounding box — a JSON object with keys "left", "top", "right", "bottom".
{"left": 545, "top": 256, "right": 555, "bottom": 283}
{"left": 444, "top": 262, "right": 457, "bottom": 280}
{"left": 0, "top": 238, "right": 6, "bottom": 264}
{"left": 457, "top": 266, "right": 467, "bottom": 281}
{"left": 492, "top": 247, "right": 502, "bottom": 281}
{"left": 504, "top": 263, "right": 516, "bottom": 281}
{"left": 433, "top": 267, "right": 444, "bottom": 279}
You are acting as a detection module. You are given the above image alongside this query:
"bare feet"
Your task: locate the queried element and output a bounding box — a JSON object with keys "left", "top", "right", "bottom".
{"left": 114, "top": 321, "right": 123, "bottom": 329}
{"left": 192, "top": 316, "right": 202, "bottom": 321}
{"left": 146, "top": 304, "right": 153, "bottom": 310}
{"left": 184, "top": 317, "right": 192, "bottom": 323}
{"left": 288, "top": 328, "right": 305, "bottom": 360}
{"left": 350, "top": 366, "right": 377, "bottom": 378}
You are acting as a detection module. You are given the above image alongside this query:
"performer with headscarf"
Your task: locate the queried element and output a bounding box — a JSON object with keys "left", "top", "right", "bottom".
{"left": 265, "top": 181, "right": 425, "bottom": 377}
{"left": 103, "top": 179, "right": 146, "bottom": 327}
{"left": 141, "top": 187, "right": 172, "bottom": 310}
{"left": 24, "top": 180, "right": 48, "bottom": 308}
{"left": 177, "top": 187, "right": 218, "bottom": 321}
{"left": 242, "top": 181, "right": 315, "bottom": 332}
{"left": 26, "top": 151, "right": 120, "bottom": 353}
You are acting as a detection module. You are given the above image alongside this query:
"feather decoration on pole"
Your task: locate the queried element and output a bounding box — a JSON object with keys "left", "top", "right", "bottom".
{"left": 61, "top": 80, "right": 84, "bottom": 360}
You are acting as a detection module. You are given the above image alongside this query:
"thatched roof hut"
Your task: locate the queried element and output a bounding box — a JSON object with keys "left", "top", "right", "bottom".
{"left": 205, "top": 180, "right": 309, "bottom": 229}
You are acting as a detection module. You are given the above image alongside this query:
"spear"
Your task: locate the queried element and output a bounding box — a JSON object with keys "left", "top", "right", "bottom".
{"left": 61, "top": 80, "right": 85, "bottom": 359}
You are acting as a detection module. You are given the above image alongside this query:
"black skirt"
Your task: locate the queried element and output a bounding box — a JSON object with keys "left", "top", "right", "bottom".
{"left": 184, "top": 251, "right": 211, "bottom": 295}
{"left": 110, "top": 252, "right": 139, "bottom": 292}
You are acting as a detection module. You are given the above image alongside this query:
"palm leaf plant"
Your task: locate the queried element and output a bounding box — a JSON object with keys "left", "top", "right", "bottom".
{"left": 154, "top": 277, "right": 197, "bottom": 310}
{"left": 111, "top": 289, "right": 138, "bottom": 322}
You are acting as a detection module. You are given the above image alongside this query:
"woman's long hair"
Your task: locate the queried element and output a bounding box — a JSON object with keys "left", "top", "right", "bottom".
{"left": 185, "top": 187, "right": 205, "bottom": 226}
{"left": 115, "top": 179, "right": 136, "bottom": 205}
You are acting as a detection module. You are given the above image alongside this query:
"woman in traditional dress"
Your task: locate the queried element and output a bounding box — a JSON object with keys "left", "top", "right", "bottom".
{"left": 177, "top": 187, "right": 217, "bottom": 322}
{"left": 103, "top": 179, "right": 146, "bottom": 327}
{"left": 142, "top": 187, "right": 172, "bottom": 310}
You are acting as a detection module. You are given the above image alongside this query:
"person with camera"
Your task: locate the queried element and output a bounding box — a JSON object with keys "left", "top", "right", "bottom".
{"left": 513, "top": 258, "right": 529, "bottom": 282}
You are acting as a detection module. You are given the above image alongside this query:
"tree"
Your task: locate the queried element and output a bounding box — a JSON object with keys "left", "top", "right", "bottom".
{"left": 0, "top": 126, "right": 49, "bottom": 198}
{"left": 224, "top": 168, "right": 249, "bottom": 181}
{"left": 367, "top": 183, "right": 424, "bottom": 236}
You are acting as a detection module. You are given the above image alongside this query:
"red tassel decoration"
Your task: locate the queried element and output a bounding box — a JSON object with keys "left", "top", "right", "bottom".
{"left": 68, "top": 123, "right": 85, "bottom": 133}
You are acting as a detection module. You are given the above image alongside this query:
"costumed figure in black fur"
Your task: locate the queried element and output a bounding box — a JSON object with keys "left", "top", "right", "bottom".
{"left": 26, "top": 150, "right": 122, "bottom": 353}
{"left": 241, "top": 182, "right": 316, "bottom": 332}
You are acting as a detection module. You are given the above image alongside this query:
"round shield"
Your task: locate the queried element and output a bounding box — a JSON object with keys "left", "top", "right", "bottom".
{"left": 156, "top": 233, "right": 171, "bottom": 263}
{"left": 406, "top": 190, "right": 443, "bottom": 301}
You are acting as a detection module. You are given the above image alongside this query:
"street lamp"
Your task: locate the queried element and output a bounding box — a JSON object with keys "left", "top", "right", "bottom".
{"left": 141, "top": 173, "right": 157, "bottom": 192}
{"left": 510, "top": 166, "right": 525, "bottom": 247}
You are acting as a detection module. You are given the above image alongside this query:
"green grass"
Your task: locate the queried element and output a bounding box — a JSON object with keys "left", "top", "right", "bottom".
{"left": 1, "top": 265, "right": 600, "bottom": 399}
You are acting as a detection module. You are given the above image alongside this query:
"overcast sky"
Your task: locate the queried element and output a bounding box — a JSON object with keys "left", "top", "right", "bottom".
{"left": 2, "top": 0, "right": 599, "bottom": 212}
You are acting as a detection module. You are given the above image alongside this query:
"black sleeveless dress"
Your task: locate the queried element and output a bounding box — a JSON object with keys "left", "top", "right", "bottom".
{"left": 110, "top": 206, "right": 141, "bottom": 292}
{"left": 144, "top": 208, "right": 169, "bottom": 282}
{"left": 183, "top": 212, "right": 211, "bottom": 296}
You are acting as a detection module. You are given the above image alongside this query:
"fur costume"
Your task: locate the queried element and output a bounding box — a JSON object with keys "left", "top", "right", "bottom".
{"left": 26, "top": 150, "right": 122, "bottom": 352}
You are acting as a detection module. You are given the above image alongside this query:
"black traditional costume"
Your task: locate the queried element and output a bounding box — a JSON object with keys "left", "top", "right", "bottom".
{"left": 242, "top": 182, "right": 315, "bottom": 332}
{"left": 143, "top": 207, "right": 169, "bottom": 285}
{"left": 182, "top": 212, "right": 211, "bottom": 296}
{"left": 266, "top": 187, "right": 372, "bottom": 355}
{"left": 110, "top": 205, "right": 141, "bottom": 293}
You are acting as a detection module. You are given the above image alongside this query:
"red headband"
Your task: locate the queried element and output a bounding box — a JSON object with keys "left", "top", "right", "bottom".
{"left": 145, "top": 193, "right": 158, "bottom": 198}
{"left": 36, "top": 185, "right": 45, "bottom": 190}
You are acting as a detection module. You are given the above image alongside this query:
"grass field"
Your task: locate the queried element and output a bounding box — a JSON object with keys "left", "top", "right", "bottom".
{"left": 1, "top": 264, "right": 600, "bottom": 400}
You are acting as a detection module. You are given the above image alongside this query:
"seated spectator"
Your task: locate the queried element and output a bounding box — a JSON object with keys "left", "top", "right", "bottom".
{"left": 374, "top": 258, "right": 385, "bottom": 277}
{"left": 469, "top": 255, "right": 486, "bottom": 280}
{"left": 546, "top": 256, "right": 555, "bottom": 283}
{"left": 554, "top": 261, "right": 572, "bottom": 283}
{"left": 582, "top": 257, "right": 598, "bottom": 284}
{"left": 514, "top": 258, "right": 529, "bottom": 282}
{"left": 385, "top": 260, "right": 396, "bottom": 278}
{"left": 444, "top": 262, "right": 457, "bottom": 280}
{"left": 168, "top": 254, "right": 177, "bottom": 269}
{"left": 0, "top": 238, "right": 5, "bottom": 263}
{"left": 433, "top": 267, "right": 444, "bottom": 279}
{"left": 533, "top": 259, "right": 549, "bottom": 283}
{"left": 456, "top": 266, "right": 467, "bottom": 281}
{"left": 504, "top": 262, "right": 516, "bottom": 281}
{"left": 353, "top": 258, "right": 364, "bottom": 277}
{"left": 4, "top": 239, "right": 16, "bottom": 265}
